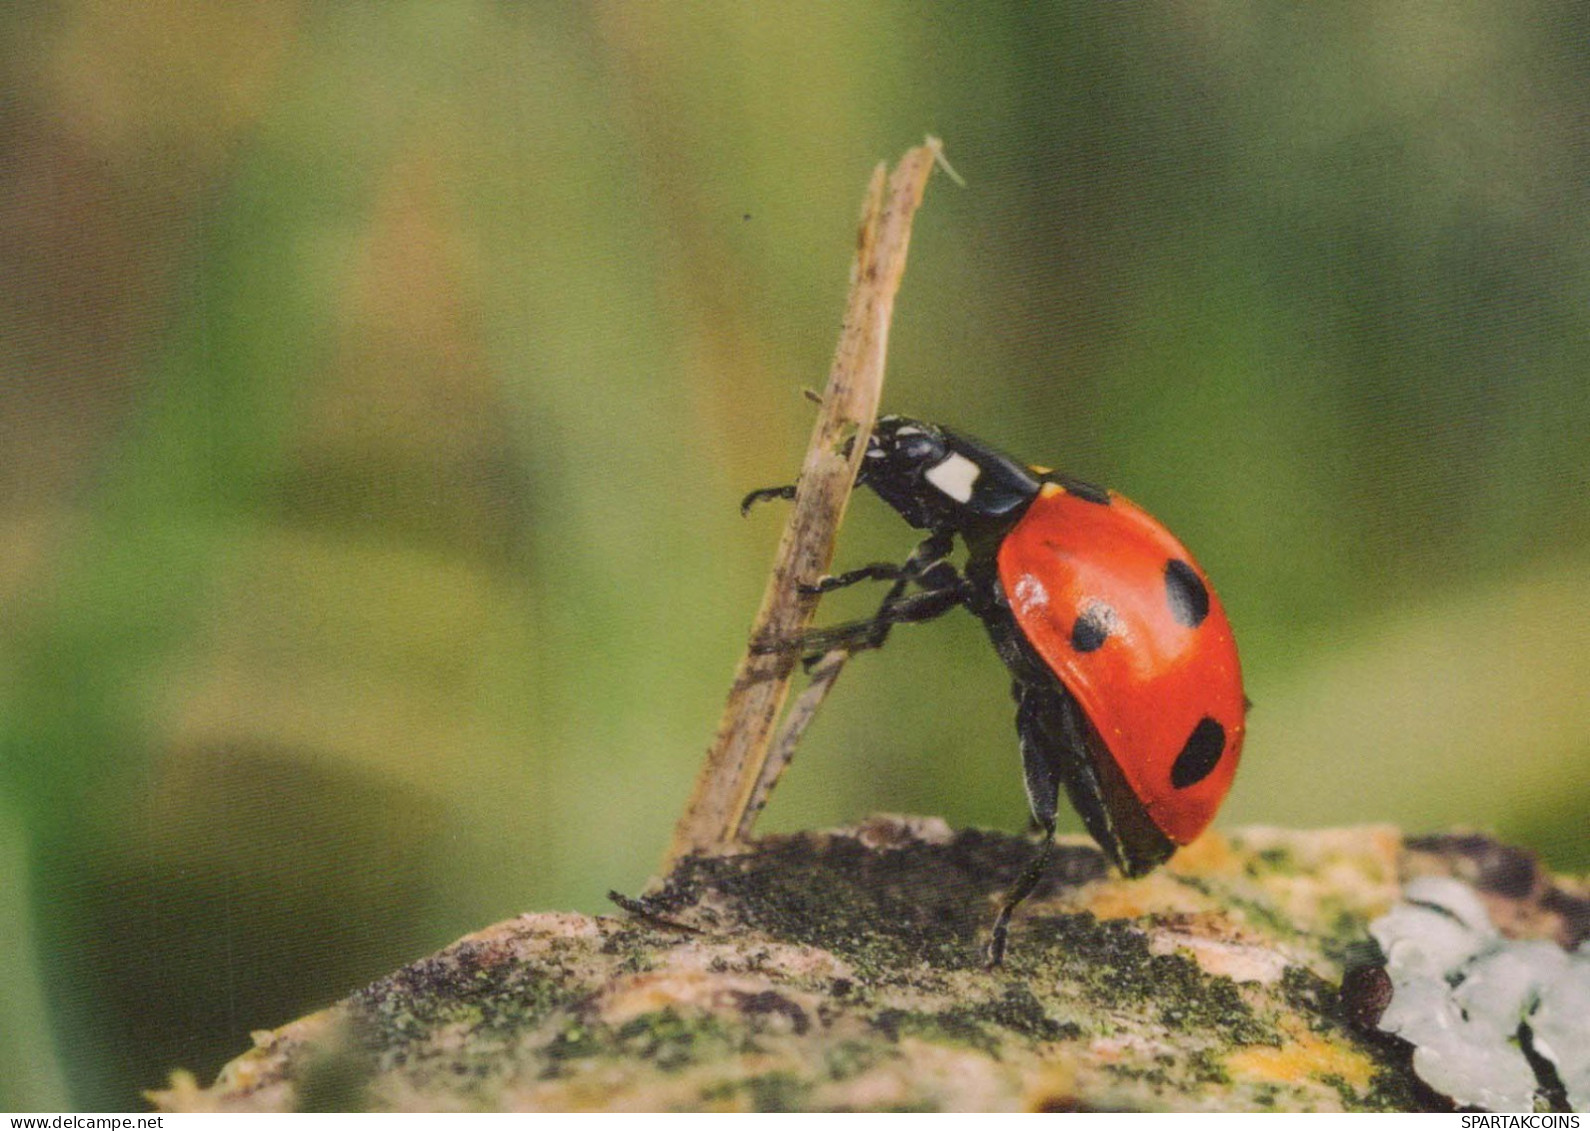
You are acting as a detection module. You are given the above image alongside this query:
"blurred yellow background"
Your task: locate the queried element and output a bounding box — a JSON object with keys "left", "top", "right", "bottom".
{"left": 2, "top": 2, "right": 1586, "bottom": 1109}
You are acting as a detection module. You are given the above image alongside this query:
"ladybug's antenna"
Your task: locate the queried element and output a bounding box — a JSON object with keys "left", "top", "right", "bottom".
{"left": 739, "top": 484, "right": 797, "bottom": 516}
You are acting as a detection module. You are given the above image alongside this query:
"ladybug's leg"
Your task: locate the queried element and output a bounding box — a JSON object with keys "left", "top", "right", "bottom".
{"left": 764, "top": 532, "right": 963, "bottom": 660}
{"left": 844, "top": 531, "right": 958, "bottom": 653}
{"left": 750, "top": 529, "right": 967, "bottom": 661}
{"left": 988, "top": 678, "right": 1173, "bottom": 964}
{"left": 1012, "top": 681, "right": 1066, "bottom": 833}
{"left": 987, "top": 681, "right": 1064, "bottom": 968}
{"left": 986, "top": 831, "right": 1055, "bottom": 969}
{"left": 799, "top": 563, "right": 904, "bottom": 596}
{"left": 1004, "top": 674, "right": 1176, "bottom": 891}
{"left": 802, "top": 529, "right": 954, "bottom": 597}
{"left": 780, "top": 579, "right": 971, "bottom": 660}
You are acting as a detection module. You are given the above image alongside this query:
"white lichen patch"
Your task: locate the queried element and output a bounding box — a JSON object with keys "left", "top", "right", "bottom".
{"left": 1532, "top": 952, "right": 1590, "bottom": 1114}
{"left": 851, "top": 813, "right": 955, "bottom": 849}
{"left": 1371, "top": 875, "right": 1590, "bottom": 1112}
{"left": 1147, "top": 927, "right": 1291, "bottom": 985}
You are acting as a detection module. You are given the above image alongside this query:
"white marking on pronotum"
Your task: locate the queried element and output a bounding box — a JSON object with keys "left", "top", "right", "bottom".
{"left": 1012, "top": 575, "right": 1049, "bottom": 615}
{"left": 893, "top": 425, "right": 925, "bottom": 436}
{"left": 924, "top": 452, "right": 981, "bottom": 503}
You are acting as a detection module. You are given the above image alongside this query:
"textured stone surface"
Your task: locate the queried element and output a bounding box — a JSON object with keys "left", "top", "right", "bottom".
{"left": 149, "top": 819, "right": 1585, "bottom": 1112}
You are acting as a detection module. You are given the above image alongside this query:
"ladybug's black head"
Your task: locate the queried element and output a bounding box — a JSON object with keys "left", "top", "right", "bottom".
{"left": 857, "top": 415, "right": 1041, "bottom": 536}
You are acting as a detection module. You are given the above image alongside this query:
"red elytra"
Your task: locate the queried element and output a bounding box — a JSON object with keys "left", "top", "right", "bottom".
{"left": 997, "top": 482, "right": 1246, "bottom": 845}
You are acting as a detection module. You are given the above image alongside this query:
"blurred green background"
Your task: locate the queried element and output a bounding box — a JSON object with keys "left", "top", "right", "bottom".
{"left": 2, "top": 1, "right": 1587, "bottom": 1110}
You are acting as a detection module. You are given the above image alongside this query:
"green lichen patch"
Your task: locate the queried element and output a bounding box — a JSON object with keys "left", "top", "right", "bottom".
{"left": 865, "top": 986, "right": 1081, "bottom": 1059}
{"left": 1279, "top": 964, "right": 1344, "bottom": 1033}
{"left": 349, "top": 937, "right": 574, "bottom": 1063}
{"left": 649, "top": 825, "right": 1107, "bottom": 978}
{"left": 820, "top": 1038, "right": 885, "bottom": 1083}
{"left": 543, "top": 1008, "right": 741, "bottom": 1075}
{"left": 1250, "top": 846, "right": 1300, "bottom": 876}
{"left": 1019, "top": 912, "right": 1278, "bottom": 1049}
{"left": 702, "top": 1071, "right": 814, "bottom": 1112}
{"left": 870, "top": 1006, "right": 998, "bottom": 1055}
{"left": 1354, "top": 1065, "right": 1450, "bottom": 1114}
{"left": 958, "top": 984, "right": 1083, "bottom": 1044}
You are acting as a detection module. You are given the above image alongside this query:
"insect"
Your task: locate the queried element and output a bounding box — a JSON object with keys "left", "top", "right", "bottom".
{"left": 744, "top": 416, "right": 1247, "bottom": 965}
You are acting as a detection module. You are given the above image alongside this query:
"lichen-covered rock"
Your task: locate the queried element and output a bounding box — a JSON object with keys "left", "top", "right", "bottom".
{"left": 149, "top": 820, "right": 1582, "bottom": 1112}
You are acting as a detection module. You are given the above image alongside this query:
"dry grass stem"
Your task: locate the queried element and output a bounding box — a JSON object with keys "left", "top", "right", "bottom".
{"left": 666, "top": 138, "right": 945, "bottom": 863}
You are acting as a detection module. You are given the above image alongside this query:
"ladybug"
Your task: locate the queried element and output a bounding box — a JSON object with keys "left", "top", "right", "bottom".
{"left": 746, "top": 415, "right": 1247, "bottom": 965}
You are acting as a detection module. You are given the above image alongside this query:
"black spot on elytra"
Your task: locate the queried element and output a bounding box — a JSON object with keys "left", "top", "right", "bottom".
{"left": 1070, "top": 603, "right": 1115, "bottom": 652}
{"left": 1051, "top": 472, "right": 1110, "bottom": 506}
{"left": 1164, "top": 559, "right": 1209, "bottom": 628}
{"left": 1170, "top": 717, "right": 1225, "bottom": 789}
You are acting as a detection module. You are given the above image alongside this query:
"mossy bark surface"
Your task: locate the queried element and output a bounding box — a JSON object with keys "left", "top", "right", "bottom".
{"left": 150, "top": 819, "right": 1587, "bottom": 1112}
